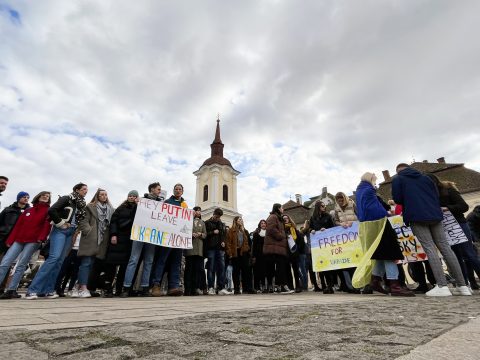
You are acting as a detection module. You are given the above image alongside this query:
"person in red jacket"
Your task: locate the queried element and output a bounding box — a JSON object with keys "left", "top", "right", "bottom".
{"left": 0, "top": 191, "right": 51, "bottom": 299}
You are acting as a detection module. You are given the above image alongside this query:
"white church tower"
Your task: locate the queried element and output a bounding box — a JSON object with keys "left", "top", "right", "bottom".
{"left": 193, "top": 119, "right": 241, "bottom": 226}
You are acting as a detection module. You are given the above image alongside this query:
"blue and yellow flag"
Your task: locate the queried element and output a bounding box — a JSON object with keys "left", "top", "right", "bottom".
{"left": 352, "top": 217, "right": 387, "bottom": 289}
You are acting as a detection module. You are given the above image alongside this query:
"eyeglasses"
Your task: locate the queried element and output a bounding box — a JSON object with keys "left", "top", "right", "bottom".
{"left": 320, "top": 204, "right": 326, "bottom": 207}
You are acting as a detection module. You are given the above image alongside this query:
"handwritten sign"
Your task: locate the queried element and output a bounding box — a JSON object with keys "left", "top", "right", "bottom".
{"left": 442, "top": 210, "right": 468, "bottom": 246}
{"left": 311, "top": 222, "right": 363, "bottom": 272}
{"left": 388, "top": 216, "right": 428, "bottom": 263}
{"left": 130, "top": 198, "right": 194, "bottom": 249}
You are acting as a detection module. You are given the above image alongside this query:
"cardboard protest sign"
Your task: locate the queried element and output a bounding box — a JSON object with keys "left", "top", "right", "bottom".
{"left": 130, "top": 197, "right": 194, "bottom": 249}
{"left": 442, "top": 210, "right": 468, "bottom": 246}
{"left": 311, "top": 222, "right": 363, "bottom": 272}
{"left": 388, "top": 216, "right": 428, "bottom": 263}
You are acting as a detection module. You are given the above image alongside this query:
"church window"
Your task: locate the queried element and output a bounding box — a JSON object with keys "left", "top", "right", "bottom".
{"left": 223, "top": 185, "right": 228, "bottom": 202}
{"left": 203, "top": 185, "right": 208, "bottom": 202}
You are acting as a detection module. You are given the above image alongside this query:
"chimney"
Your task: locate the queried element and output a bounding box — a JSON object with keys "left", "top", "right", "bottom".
{"left": 295, "top": 194, "right": 302, "bottom": 204}
{"left": 437, "top": 157, "right": 446, "bottom": 164}
{"left": 382, "top": 170, "right": 391, "bottom": 181}
{"left": 322, "top": 186, "right": 327, "bottom": 195}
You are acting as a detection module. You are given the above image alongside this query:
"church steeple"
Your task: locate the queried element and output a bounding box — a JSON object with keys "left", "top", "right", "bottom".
{"left": 211, "top": 119, "right": 224, "bottom": 158}
{"left": 193, "top": 116, "right": 241, "bottom": 226}
{"left": 201, "top": 117, "right": 233, "bottom": 168}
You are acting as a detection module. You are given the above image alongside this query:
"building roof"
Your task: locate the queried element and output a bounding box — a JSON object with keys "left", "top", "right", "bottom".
{"left": 200, "top": 119, "right": 234, "bottom": 169}
{"left": 377, "top": 159, "right": 480, "bottom": 201}
{"left": 282, "top": 200, "right": 311, "bottom": 227}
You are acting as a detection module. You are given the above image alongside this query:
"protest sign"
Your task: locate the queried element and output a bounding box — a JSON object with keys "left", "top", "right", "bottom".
{"left": 311, "top": 222, "right": 363, "bottom": 272}
{"left": 130, "top": 197, "right": 194, "bottom": 249}
{"left": 388, "top": 216, "right": 428, "bottom": 263}
{"left": 442, "top": 210, "right": 468, "bottom": 246}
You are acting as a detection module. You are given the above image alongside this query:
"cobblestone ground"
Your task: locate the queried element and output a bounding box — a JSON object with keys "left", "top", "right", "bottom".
{"left": 3, "top": 296, "right": 480, "bottom": 359}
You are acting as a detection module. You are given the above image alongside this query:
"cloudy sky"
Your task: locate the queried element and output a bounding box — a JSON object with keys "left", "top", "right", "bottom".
{"left": 1, "top": 0, "right": 480, "bottom": 229}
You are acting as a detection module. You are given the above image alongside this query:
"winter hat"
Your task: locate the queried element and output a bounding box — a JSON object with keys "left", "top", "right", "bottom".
{"left": 17, "top": 191, "right": 30, "bottom": 201}
{"left": 128, "top": 190, "right": 139, "bottom": 197}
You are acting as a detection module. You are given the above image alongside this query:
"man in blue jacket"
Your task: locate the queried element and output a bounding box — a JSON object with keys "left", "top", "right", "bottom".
{"left": 392, "top": 163, "right": 469, "bottom": 297}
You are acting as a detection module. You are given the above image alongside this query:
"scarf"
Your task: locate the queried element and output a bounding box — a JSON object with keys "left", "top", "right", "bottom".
{"left": 96, "top": 202, "right": 114, "bottom": 245}
{"left": 70, "top": 192, "right": 87, "bottom": 223}
{"left": 285, "top": 223, "right": 297, "bottom": 240}
{"left": 259, "top": 229, "right": 266, "bottom": 237}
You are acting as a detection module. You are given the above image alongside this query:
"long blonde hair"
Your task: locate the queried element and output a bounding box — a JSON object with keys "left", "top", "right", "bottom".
{"left": 360, "top": 172, "right": 377, "bottom": 186}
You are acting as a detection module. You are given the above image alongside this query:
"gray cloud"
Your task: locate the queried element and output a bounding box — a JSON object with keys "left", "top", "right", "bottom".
{"left": 1, "top": 0, "right": 480, "bottom": 229}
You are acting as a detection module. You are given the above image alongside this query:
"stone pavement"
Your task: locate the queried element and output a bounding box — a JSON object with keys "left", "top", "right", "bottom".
{"left": 1, "top": 292, "right": 479, "bottom": 359}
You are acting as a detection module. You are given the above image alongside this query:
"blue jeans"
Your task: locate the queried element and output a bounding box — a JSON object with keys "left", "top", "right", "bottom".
{"left": 123, "top": 241, "right": 156, "bottom": 288}
{"left": 77, "top": 256, "right": 95, "bottom": 285}
{"left": 372, "top": 260, "right": 399, "bottom": 280}
{"left": 206, "top": 249, "right": 225, "bottom": 289}
{"left": 0, "top": 242, "right": 40, "bottom": 291}
{"left": 152, "top": 247, "right": 182, "bottom": 289}
{"left": 28, "top": 227, "right": 75, "bottom": 295}
{"left": 298, "top": 254, "right": 308, "bottom": 290}
{"left": 225, "top": 264, "right": 233, "bottom": 290}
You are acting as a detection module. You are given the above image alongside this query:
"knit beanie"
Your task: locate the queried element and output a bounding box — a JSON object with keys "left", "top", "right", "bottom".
{"left": 128, "top": 190, "right": 139, "bottom": 197}
{"left": 17, "top": 191, "right": 29, "bottom": 201}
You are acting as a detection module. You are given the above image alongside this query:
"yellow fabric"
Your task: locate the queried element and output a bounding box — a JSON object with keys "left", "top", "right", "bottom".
{"left": 352, "top": 217, "right": 387, "bottom": 289}
{"left": 285, "top": 224, "right": 297, "bottom": 240}
{"left": 181, "top": 201, "right": 188, "bottom": 208}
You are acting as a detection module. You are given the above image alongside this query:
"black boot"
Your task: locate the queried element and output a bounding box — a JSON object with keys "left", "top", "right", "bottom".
{"left": 120, "top": 287, "right": 131, "bottom": 298}
{"left": 0, "top": 290, "right": 16, "bottom": 299}
{"left": 140, "top": 287, "right": 152, "bottom": 297}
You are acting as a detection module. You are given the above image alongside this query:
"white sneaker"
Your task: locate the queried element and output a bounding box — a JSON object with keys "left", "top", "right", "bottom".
{"left": 45, "top": 292, "right": 59, "bottom": 299}
{"left": 426, "top": 285, "right": 452, "bottom": 297}
{"left": 78, "top": 290, "right": 91, "bottom": 298}
{"left": 451, "top": 286, "right": 472, "bottom": 296}
{"left": 207, "top": 287, "right": 216, "bottom": 295}
{"left": 25, "top": 293, "right": 38, "bottom": 300}
{"left": 69, "top": 289, "right": 79, "bottom": 298}
{"left": 195, "top": 288, "right": 203, "bottom": 295}
{"left": 218, "top": 288, "right": 233, "bottom": 295}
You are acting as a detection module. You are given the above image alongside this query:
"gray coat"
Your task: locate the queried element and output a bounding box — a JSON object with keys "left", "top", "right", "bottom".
{"left": 186, "top": 218, "right": 207, "bottom": 257}
{"left": 78, "top": 203, "right": 110, "bottom": 259}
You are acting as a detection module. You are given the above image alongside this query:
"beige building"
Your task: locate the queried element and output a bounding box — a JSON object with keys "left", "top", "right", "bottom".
{"left": 193, "top": 119, "right": 241, "bottom": 226}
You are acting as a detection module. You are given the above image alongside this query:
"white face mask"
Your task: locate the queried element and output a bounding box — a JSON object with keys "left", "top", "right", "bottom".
{"left": 259, "top": 229, "right": 266, "bottom": 237}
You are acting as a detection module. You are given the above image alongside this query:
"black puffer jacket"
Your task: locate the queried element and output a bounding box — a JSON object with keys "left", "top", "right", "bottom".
{"left": 0, "top": 202, "right": 29, "bottom": 252}
{"left": 105, "top": 202, "right": 136, "bottom": 264}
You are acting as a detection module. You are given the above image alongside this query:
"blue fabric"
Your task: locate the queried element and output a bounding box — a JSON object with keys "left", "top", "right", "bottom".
{"left": 0, "top": 242, "right": 39, "bottom": 291}
{"left": 152, "top": 247, "right": 182, "bottom": 288}
{"left": 123, "top": 241, "right": 155, "bottom": 287}
{"left": 392, "top": 167, "right": 443, "bottom": 223}
{"left": 355, "top": 181, "right": 388, "bottom": 221}
{"left": 206, "top": 249, "right": 225, "bottom": 289}
{"left": 372, "top": 260, "right": 399, "bottom": 280}
{"left": 77, "top": 256, "right": 95, "bottom": 285}
{"left": 28, "top": 227, "right": 74, "bottom": 295}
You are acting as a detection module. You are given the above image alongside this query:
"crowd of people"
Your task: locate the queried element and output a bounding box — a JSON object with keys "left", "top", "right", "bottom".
{"left": 0, "top": 163, "right": 479, "bottom": 300}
